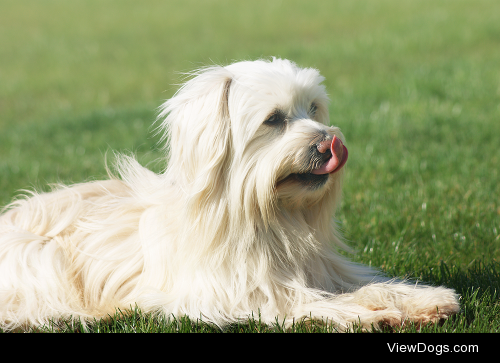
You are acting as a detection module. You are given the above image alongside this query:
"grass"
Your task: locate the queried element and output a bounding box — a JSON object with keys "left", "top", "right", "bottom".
{"left": 1, "top": 0, "right": 499, "bottom": 333}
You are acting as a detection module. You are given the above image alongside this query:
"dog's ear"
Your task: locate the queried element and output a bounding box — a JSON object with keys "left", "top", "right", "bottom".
{"left": 157, "top": 67, "right": 233, "bottom": 204}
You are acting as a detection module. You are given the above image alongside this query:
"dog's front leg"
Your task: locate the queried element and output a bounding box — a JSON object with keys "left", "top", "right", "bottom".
{"left": 349, "top": 282, "right": 460, "bottom": 325}
{"left": 291, "top": 295, "right": 404, "bottom": 331}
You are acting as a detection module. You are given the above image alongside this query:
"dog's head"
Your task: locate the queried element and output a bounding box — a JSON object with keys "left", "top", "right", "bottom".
{"left": 158, "top": 58, "right": 347, "bottom": 223}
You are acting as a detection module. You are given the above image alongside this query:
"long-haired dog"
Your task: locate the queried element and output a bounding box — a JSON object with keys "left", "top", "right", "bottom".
{"left": 0, "top": 58, "right": 459, "bottom": 331}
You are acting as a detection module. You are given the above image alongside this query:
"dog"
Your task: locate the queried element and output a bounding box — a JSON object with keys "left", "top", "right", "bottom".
{"left": 0, "top": 58, "right": 459, "bottom": 331}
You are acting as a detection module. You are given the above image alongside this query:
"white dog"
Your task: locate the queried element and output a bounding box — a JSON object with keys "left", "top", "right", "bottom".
{"left": 0, "top": 58, "right": 459, "bottom": 331}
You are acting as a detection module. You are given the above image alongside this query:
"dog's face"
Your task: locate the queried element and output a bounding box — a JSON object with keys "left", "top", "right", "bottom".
{"left": 225, "top": 59, "right": 347, "bottom": 208}
{"left": 159, "top": 58, "right": 347, "bottom": 218}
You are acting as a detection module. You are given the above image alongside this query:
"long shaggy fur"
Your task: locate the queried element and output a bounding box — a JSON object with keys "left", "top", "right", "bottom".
{"left": 0, "top": 58, "right": 459, "bottom": 331}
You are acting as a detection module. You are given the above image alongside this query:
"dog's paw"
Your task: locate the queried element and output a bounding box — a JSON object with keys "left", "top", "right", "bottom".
{"left": 349, "top": 282, "right": 460, "bottom": 327}
{"left": 400, "top": 286, "right": 460, "bottom": 324}
{"left": 342, "top": 309, "right": 404, "bottom": 332}
{"left": 406, "top": 300, "right": 460, "bottom": 324}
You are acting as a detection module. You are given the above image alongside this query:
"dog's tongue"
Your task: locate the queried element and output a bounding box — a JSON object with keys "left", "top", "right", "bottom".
{"left": 311, "top": 136, "right": 348, "bottom": 175}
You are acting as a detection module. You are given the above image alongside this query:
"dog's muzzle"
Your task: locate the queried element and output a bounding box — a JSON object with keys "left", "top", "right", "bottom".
{"left": 311, "top": 136, "right": 348, "bottom": 175}
{"left": 277, "top": 135, "right": 348, "bottom": 190}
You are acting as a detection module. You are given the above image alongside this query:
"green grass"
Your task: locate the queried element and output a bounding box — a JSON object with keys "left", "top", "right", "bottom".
{"left": 1, "top": 0, "right": 499, "bottom": 332}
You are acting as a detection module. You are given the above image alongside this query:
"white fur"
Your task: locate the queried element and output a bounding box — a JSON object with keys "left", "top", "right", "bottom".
{"left": 0, "top": 58, "right": 459, "bottom": 331}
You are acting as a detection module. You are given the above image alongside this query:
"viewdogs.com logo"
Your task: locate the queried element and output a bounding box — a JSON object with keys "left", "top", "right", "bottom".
{"left": 387, "top": 343, "right": 478, "bottom": 355}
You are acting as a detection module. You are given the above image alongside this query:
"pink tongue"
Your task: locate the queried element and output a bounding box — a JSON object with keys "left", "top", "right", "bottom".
{"left": 311, "top": 136, "right": 348, "bottom": 175}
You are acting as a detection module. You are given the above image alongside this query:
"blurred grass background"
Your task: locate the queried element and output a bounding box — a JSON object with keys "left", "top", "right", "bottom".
{"left": 1, "top": 0, "right": 499, "bottom": 332}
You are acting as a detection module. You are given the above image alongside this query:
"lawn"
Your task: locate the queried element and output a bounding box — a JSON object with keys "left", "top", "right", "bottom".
{"left": 0, "top": 0, "right": 499, "bottom": 333}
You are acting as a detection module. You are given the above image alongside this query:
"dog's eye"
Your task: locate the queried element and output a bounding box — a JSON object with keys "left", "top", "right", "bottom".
{"left": 264, "top": 110, "right": 286, "bottom": 126}
{"left": 309, "top": 103, "right": 318, "bottom": 116}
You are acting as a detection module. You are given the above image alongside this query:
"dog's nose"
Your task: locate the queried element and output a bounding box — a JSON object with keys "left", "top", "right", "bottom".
{"left": 311, "top": 136, "right": 348, "bottom": 175}
{"left": 317, "top": 138, "right": 333, "bottom": 154}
